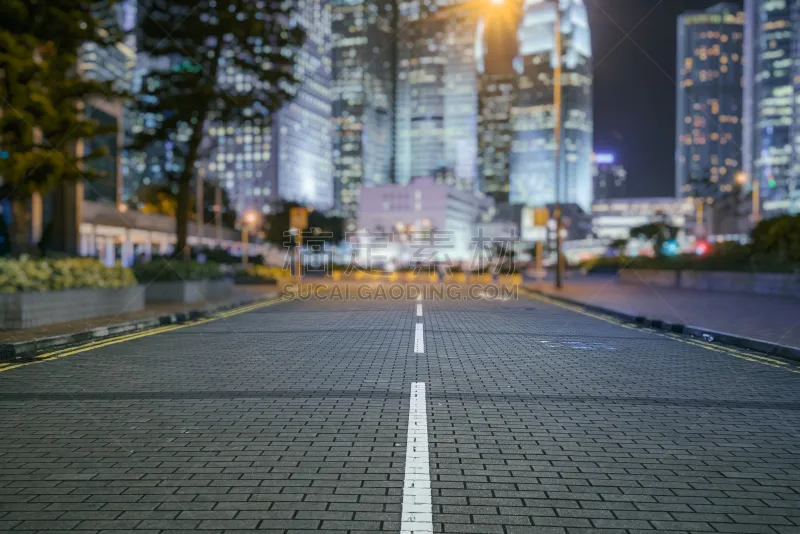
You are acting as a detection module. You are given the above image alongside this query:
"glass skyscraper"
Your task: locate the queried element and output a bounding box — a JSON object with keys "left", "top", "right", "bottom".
{"left": 208, "top": 0, "right": 334, "bottom": 215}
{"left": 78, "top": 0, "right": 136, "bottom": 205}
{"left": 394, "top": 0, "right": 479, "bottom": 191}
{"left": 476, "top": 11, "right": 519, "bottom": 204}
{"left": 675, "top": 3, "right": 744, "bottom": 198}
{"left": 745, "top": 0, "right": 800, "bottom": 215}
{"left": 509, "top": 0, "right": 593, "bottom": 212}
{"left": 331, "top": 0, "right": 396, "bottom": 219}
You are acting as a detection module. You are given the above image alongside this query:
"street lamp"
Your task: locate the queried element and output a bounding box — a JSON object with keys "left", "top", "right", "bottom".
{"left": 735, "top": 171, "right": 760, "bottom": 224}
{"left": 241, "top": 210, "right": 259, "bottom": 267}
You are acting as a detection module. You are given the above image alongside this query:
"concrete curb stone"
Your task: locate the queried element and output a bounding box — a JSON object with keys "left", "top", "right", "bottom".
{"left": 0, "top": 294, "right": 277, "bottom": 363}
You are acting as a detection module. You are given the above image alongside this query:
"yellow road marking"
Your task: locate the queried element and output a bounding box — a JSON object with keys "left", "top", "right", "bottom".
{"left": 521, "top": 288, "right": 799, "bottom": 375}
{"left": 0, "top": 298, "right": 284, "bottom": 374}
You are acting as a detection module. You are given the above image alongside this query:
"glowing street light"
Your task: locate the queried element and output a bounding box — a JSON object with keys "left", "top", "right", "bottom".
{"left": 241, "top": 210, "right": 259, "bottom": 266}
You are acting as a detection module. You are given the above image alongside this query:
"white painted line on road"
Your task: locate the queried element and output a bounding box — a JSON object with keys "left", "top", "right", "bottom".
{"left": 416, "top": 303, "right": 423, "bottom": 317}
{"left": 414, "top": 323, "right": 425, "bottom": 353}
{"left": 401, "top": 382, "right": 432, "bottom": 534}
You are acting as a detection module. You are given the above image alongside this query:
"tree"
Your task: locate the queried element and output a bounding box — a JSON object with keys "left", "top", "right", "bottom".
{"left": 608, "top": 238, "right": 628, "bottom": 256}
{"left": 134, "top": 180, "right": 237, "bottom": 229}
{"left": 630, "top": 211, "right": 677, "bottom": 258}
{"left": 0, "top": 0, "right": 123, "bottom": 254}
{"left": 131, "top": 0, "right": 304, "bottom": 257}
{"left": 263, "top": 201, "right": 345, "bottom": 247}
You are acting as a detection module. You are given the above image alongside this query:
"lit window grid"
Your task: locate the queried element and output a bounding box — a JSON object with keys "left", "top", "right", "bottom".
{"left": 510, "top": 1, "right": 593, "bottom": 212}
{"left": 675, "top": 5, "right": 744, "bottom": 197}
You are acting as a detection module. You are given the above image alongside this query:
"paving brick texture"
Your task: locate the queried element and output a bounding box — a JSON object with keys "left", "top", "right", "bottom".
{"left": 528, "top": 276, "right": 800, "bottom": 348}
{"left": 1, "top": 289, "right": 799, "bottom": 533}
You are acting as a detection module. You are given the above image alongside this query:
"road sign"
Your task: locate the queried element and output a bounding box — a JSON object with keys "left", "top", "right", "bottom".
{"left": 534, "top": 208, "right": 549, "bottom": 227}
{"left": 290, "top": 207, "right": 308, "bottom": 230}
{"left": 521, "top": 207, "right": 549, "bottom": 243}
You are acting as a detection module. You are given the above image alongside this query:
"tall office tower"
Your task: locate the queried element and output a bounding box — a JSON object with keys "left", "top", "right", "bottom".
{"left": 592, "top": 152, "right": 627, "bottom": 201}
{"left": 745, "top": 0, "right": 800, "bottom": 215}
{"left": 676, "top": 3, "right": 744, "bottom": 198}
{"left": 394, "top": 0, "right": 479, "bottom": 191}
{"left": 209, "top": 0, "right": 334, "bottom": 215}
{"left": 509, "top": 0, "right": 593, "bottom": 212}
{"left": 331, "top": 0, "right": 396, "bottom": 219}
{"left": 476, "top": 9, "right": 519, "bottom": 204}
{"left": 78, "top": 0, "right": 137, "bottom": 204}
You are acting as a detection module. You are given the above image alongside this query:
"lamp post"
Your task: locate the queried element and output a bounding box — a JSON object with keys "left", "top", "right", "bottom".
{"left": 553, "top": 6, "right": 565, "bottom": 289}
{"left": 241, "top": 210, "right": 258, "bottom": 267}
{"left": 735, "top": 171, "right": 760, "bottom": 226}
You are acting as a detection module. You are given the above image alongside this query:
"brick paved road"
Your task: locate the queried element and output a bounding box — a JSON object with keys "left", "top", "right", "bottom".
{"left": 1, "top": 289, "right": 800, "bottom": 533}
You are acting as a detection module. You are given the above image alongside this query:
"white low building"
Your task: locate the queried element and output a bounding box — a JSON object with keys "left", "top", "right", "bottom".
{"left": 356, "top": 177, "right": 496, "bottom": 265}
{"left": 592, "top": 197, "right": 696, "bottom": 240}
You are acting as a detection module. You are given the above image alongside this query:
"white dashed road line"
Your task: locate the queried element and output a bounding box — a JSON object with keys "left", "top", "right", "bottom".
{"left": 416, "top": 303, "right": 423, "bottom": 317}
{"left": 401, "top": 382, "right": 432, "bottom": 534}
{"left": 414, "top": 323, "right": 425, "bottom": 353}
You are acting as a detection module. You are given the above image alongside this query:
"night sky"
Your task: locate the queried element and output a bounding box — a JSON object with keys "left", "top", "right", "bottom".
{"left": 587, "top": 0, "right": 742, "bottom": 198}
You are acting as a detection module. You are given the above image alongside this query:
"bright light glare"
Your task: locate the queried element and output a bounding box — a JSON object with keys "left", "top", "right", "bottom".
{"left": 490, "top": 0, "right": 504, "bottom": 4}
{"left": 243, "top": 210, "right": 258, "bottom": 225}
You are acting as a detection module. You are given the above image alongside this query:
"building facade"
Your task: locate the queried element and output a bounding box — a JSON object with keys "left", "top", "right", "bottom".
{"left": 205, "top": 0, "right": 334, "bottom": 216}
{"left": 591, "top": 152, "right": 627, "bottom": 201}
{"left": 78, "top": 0, "right": 136, "bottom": 206}
{"left": 592, "top": 197, "right": 696, "bottom": 241}
{"left": 476, "top": 11, "right": 519, "bottom": 204}
{"left": 675, "top": 3, "right": 744, "bottom": 198}
{"left": 509, "top": 0, "right": 593, "bottom": 212}
{"left": 331, "top": 0, "right": 396, "bottom": 219}
{"left": 357, "top": 177, "right": 495, "bottom": 263}
{"left": 744, "top": 0, "right": 800, "bottom": 216}
{"left": 394, "top": 0, "right": 480, "bottom": 191}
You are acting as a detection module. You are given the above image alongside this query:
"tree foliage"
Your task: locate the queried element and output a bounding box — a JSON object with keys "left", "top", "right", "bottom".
{"left": 134, "top": 181, "right": 237, "bottom": 229}
{"left": 131, "top": 0, "right": 304, "bottom": 257}
{"left": 630, "top": 211, "right": 678, "bottom": 257}
{"left": 0, "top": 0, "right": 123, "bottom": 254}
{"left": 751, "top": 214, "right": 800, "bottom": 263}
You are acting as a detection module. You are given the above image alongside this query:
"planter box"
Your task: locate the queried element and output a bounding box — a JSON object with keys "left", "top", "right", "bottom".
{"left": 143, "top": 279, "right": 232, "bottom": 304}
{"left": 0, "top": 286, "right": 145, "bottom": 330}
{"left": 619, "top": 268, "right": 800, "bottom": 298}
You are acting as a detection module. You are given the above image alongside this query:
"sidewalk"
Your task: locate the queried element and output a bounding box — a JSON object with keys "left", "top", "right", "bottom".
{"left": 527, "top": 276, "right": 800, "bottom": 350}
{"left": 0, "top": 284, "right": 279, "bottom": 345}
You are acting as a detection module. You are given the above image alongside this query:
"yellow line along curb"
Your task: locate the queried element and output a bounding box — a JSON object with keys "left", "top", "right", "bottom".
{"left": 0, "top": 298, "right": 285, "bottom": 374}
{"left": 521, "top": 288, "right": 800, "bottom": 375}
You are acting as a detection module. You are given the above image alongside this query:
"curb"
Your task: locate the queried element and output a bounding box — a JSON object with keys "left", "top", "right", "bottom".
{"left": 0, "top": 294, "right": 278, "bottom": 363}
{"left": 524, "top": 287, "right": 800, "bottom": 363}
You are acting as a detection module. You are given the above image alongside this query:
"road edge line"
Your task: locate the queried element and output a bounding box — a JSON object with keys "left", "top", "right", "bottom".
{"left": 522, "top": 287, "right": 800, "bottom": 363}
{"left": 0, "top": 294, "right": 284, "bottom": 365}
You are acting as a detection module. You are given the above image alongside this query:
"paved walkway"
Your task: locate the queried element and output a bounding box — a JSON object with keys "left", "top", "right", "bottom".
{"left": 0, "top": 285, "right": 278, "bottom": 344}
{"left": 1, "top": 290, "right": 799, "bottom": 533}
{"left": 528, "top": 276, "right": 800, "bottom": 349}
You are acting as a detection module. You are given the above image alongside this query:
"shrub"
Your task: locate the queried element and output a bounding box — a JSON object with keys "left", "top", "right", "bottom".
{"left": 234, "top": 265, "right": 289, "bottom": 284}
{"left": 751, "top": 214, "right": 800, "bottom": 262}
{"left": 0, "top": 257, "right": 136, "bottom": 293}
{"left": 133, "top": 259, "right": 224, "bottom": 282}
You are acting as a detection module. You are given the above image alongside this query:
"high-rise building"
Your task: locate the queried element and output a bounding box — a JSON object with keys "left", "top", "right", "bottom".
{"left": 78, "top": 0, "right": 136, "bottom": 205}
{"left": 509, "top": 0, "right": 593, "bottom": 212}
{"left": 675, "top": 3, "right": 744, "bottom": 198}
{"left": 394, "top": 0, "right": 479, "bottom": 191}
{"left": 744, "top": 0, "right": 800, "bottom": 216}
{"left": 208, "top": 0, "right": 334, "bottom": 215}
{"left": 476, "top": 10, "right": 519, "bottom": 204}
{"left": 592, "top": 152, "right": 627, "bottom": 201}
{"left": 331, "top": 0, "right": 396, "bottom": 219}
